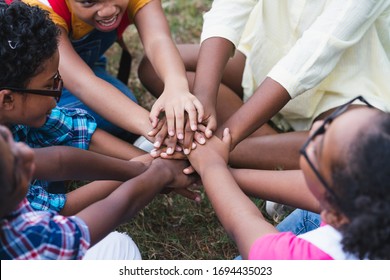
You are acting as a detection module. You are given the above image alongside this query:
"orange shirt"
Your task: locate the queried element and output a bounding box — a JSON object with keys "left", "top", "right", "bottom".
{"left": 23, "top": 0, "right": 151, "bottom": 39}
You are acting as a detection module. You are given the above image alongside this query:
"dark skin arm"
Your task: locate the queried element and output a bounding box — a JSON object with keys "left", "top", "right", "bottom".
{"left": 186, "top": 37, "right": 234, "bottom": 147}
{"left": 76, "top": 157, "right": 195, "bottom": 246}
{"left": 230, "top": 168, "right": 320, "bottom": 213}
{"left": 217, "top": 77, "right": 291, "bottom": 150}
{"left": 192, "top": 37, "right": 291, "bottom": 151}
{"left": 32, "top": 146, "right": 147, "bottom": 182}
{"left": 188, "top": 129, "right": 278, "bottom": 259}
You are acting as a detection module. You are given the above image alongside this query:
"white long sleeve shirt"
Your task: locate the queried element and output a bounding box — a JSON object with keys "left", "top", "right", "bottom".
{"left": 202, "top": 0, "right": 390, "bottom": 130}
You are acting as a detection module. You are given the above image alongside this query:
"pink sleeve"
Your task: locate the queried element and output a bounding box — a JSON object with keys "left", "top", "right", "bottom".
{"left": 248, "top": 232, "right": 333, "bottom": 260}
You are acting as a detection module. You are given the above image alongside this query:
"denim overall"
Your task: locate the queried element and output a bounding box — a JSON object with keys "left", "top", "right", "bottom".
{"left": 57, "top": 28, "right": 138, "bottom": 141}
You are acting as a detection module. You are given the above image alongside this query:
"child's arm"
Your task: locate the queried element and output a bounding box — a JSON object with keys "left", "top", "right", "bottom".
{"left": 88, "top": 128, "right": 145, "bottom": 160}
{"left": 188, "top": 129, "right": 278, "bottom": 259}
{"left": 230, "top": 168, "right": 320, "bottom": 213}
{"left": 191, "top": 37, "right": 234, "bottom": 139}
{"left": 32, "top": 146, "right": 148, "bottom": 182}
{"left": 134, "top": 0, "right": 203, "bottom": 148}
{"left": 76, "top": 157, "right": 196, "bottom": 246}
{"left": 218, "top": 77, "right": 291, "bottom": 150}
{"left": 57, "top": 29, "right": 154, "bottom": 139}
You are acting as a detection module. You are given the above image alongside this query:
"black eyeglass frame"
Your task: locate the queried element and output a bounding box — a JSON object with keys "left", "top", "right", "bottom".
{"left": 299, "top": 96, "right": 373, "bottom": 200}
{"left": 0, "top": 72, "right": 63, "bottom": 102}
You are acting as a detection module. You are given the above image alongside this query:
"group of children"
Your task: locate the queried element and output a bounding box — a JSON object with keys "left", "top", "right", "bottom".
{"left": 1, "top": 0, "right": 390, "bottom": 260}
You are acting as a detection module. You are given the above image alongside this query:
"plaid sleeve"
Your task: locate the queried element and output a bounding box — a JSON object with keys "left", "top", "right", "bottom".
{"left": 26, "top": 183, "right": 66, "bottom": 212}
{"left": 1, "top": 201, "right": 90, "bottom": 260}
{"left": 28, "top": 107, "right": 97, "bottom": 149}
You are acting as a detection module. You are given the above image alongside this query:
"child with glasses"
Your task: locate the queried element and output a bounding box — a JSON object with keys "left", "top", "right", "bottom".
{"left": 0, "top": 1, "right": 198, "bottom": 215}
{"left": 188, "top": 96, "right": 390, "bottom": 259}
{"left": 0, "top": 124, "right": 196, "bottom": 259}
{"left": 17, "top": 0, "right": 203, "bottom": 151}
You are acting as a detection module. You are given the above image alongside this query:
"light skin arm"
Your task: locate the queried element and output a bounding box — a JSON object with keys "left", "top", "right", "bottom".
{"left": 150, "top": 37, "right": 235, "bottom": 155}
{"left": 88, "top": 128, "right": 145, "bottom": 160}
{"left": 57, "top": 28, "right": 153, "bottom": 139}
{"left": 76, "top": 157, "right": 196, "bottom": 246}
{"left": 135, "top": 0, "right": 203, "bottom": 144}
{"left": 188, "top": 129, "right": 278, "bottom": 259}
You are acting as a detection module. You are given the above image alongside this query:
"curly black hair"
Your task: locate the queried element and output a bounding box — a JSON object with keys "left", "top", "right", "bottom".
{"left": 0, "top": 0, "right": 60, "bottom": 88}
{"left": 330, "top": 111, "right": 390, "bottom": 259}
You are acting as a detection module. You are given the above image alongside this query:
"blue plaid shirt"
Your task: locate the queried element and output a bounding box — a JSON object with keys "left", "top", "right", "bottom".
{"left": 11, "top": 107, "right": 97, "bottom": 212}
{"left": 0, "top": 198, "right": 90, "bottom": 259}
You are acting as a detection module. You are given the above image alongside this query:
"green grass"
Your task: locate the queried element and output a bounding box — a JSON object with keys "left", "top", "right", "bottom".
{"left": 103, "top": 0, "right": 277, "bottom": 260}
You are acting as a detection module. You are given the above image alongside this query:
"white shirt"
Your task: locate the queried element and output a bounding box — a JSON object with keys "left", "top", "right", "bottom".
{"left": 202, "top": 0, "right": 390, "bottom": 130}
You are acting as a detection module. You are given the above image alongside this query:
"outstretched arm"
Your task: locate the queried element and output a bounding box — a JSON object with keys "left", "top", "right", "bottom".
{"left": 57, "top": 28, "right": 154, "bottom": 139}
{"left": 33, "top": 146, "right": 147, "bottom": 182}
{"left": 218, "top": 77, "right": 290, "bottom": 150}
{"left": 230, "top": 168, "right": 320, "bottom": 213}
{"left": 190, "top": 37, "right": 234, "bottom": 140}
{"left": 135, "top": 0, "right": 203, "bottom": 145}
{"left": 188, "top": 129, "right": 278, "bottom": 259}
{"left": 76, "top": 157, "right": 196, "bottom": 246}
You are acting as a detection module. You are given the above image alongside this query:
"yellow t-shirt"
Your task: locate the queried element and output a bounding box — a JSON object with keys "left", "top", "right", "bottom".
{"left": 23, "top": 0, "right": 151, "bottom": 39}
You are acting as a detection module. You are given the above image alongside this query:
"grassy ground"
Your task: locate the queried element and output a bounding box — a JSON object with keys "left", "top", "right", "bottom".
{"left": 104, "top": 0, "right": 274, "bottom": 260}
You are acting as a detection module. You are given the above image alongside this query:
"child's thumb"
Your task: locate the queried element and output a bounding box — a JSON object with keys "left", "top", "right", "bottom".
{"left": 222, "top": 127, "right": 231, "bottom": 145}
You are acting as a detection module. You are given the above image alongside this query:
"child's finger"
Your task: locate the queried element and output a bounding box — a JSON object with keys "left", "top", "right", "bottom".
{"left": 222, "top": 127, "right": 232, "bottom": 145}
{"left": 165, "top": 108, "right": 176, "bottom": 137}
{"left": 174, "top": 109, "right": 185, "bottom": 140}
{"left": 173, "top": 188, "right": 201, "bottom": 203}
{"left": 194, "top": 99, "right": 205, "bottom": 124}
{"left": 185, "top": 103, "right": 198, "bottom": 131}
{"left": 205, "top": 119, "right": 217, "bottom": 138}
{"left": 149, "top": 105, "right": 163, "bottom": 128}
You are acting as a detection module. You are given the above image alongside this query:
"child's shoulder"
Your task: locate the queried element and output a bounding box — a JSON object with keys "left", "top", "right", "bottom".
{"left": 1, "top": 198, "right": 90, "bottom": 259}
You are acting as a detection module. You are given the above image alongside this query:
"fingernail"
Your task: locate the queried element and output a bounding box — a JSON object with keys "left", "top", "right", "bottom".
{"left": 154, "top": 141, "right": 160, "bottom": 148}
{"left": 178, "top": 133, "right": 184, "bottom": 140}
{"left": 191, "top": 124, "right": 197, "bottom": 131}
{"left": 199, "top": 137, "right": 205, "bottom": 144}
{"left": 167, "top": 148, "right": 173, "bottom": 154}
{"left": 169, "top": 130, "right": 174, "bottom": 137}
{"left": 184, "top": 149, "right": 190, "bottom": 155}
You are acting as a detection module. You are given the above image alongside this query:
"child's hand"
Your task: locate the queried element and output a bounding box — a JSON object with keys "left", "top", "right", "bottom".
{"left": 188, "top": 128, "right": 231, "bottom": 175}
{"left": 148, "top": 117, "right": 179, "bottom": 156}
{"left": 178, "top": 104, "right": 218, "bottom": 156}
{"left": 129, "top": 153, "right": 154, "bottom": 170}
{"left": 161, "top": 187, "right": 202, "bottom": 203}
{"left": 151, "top": 157, "right": 199, "bottom": 190}
{"left": 149, "top": 90, "right": 204, "bottom": 142}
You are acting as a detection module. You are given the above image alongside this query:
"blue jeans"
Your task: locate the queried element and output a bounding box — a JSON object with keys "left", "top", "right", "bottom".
{"left": 58, "top": 29, "right": 138, "bottom": 142}
{"left": 234, "top": 209, "right": 320, "bottom": 260}
{"left": 276, "top": 209, "right": 321, "bottom": 235}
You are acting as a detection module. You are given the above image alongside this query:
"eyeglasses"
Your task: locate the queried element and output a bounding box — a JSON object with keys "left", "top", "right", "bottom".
{"left": 0, "top": 72, "right": 63, "bottom": 102}
{"left": 299, "top": 96, "right": 373, "bottom": 199}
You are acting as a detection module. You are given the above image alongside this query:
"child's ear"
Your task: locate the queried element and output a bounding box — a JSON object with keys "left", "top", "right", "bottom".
{"left": 321, "top": 208, "right": 349, "bottom": 228}
{"left": 0, "top": 89, "right": 16, "bottom": 110}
